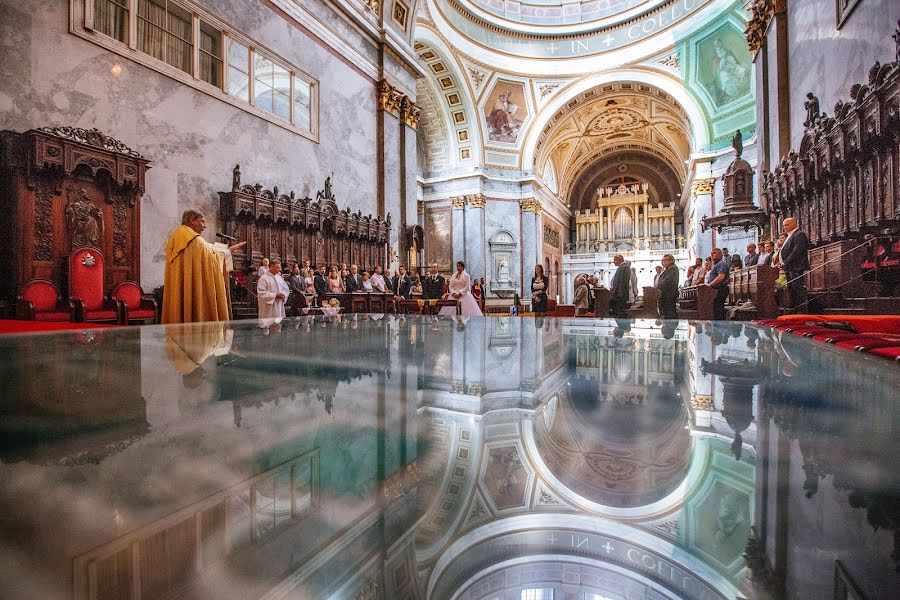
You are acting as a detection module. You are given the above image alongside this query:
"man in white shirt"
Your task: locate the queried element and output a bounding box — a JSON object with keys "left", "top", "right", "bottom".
{"left": 257, "top": 259, "right": 289, "bottom": 322}
{"left": 690, "top": 258, "right": 706, "bottom": 286}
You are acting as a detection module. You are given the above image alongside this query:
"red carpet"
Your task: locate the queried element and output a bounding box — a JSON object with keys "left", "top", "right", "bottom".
{"left": 758, "top": 315, "right": 900, "bottom": 364}
{"left": 0, "top": 320, "right": 118, "bottom": 335}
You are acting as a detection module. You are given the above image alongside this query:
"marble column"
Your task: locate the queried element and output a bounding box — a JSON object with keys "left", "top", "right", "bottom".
{"left": 464, "top": 194, "right": 486, "bottom": 281}
{"left": 519, "top": 198, "right": 541, "bottom": 298}
{"left": 399, "top": 97, "right": 420, "bottom": 269}
{"left": 377, "top": 79, "right": 419, "bottom": 271}
{"left": 692, "top": 178, "right": 716, "bottom": 261}
{"left": 451, "top": 195, "right": 466, "bottom": 266}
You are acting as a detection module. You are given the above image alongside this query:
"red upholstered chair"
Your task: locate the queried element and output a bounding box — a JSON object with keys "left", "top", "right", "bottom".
{"left": 113, "top": 281, "right": 158, "bottom": 325}
{"left": 15, "top": 279, "right": 73, "bottom": 322}
{"left": 69, "top": 247, "right": 123, "bottom": 325}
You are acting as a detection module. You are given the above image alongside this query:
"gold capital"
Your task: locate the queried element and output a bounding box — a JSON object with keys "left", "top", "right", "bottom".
{"left": 451, "top": 196, "right": 466, "bottom": 210}
{"left": 417, "top": 200, "right": 426, "bottom": 214}
{"left": 691, "top": 178, "right": 716, "bottom": 196}
{"left": 467, "top": 193, "right": 486, "bottom": 208}
{"left": 519, "top": 198, "right": 542, "bottom": 213}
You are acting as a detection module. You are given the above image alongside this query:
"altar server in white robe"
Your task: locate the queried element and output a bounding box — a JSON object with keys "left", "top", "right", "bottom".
{"left": 257, "top": 259, "right": 290, "bottom": 323}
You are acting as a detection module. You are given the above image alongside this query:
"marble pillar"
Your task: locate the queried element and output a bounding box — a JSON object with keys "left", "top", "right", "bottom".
{"left": 464, "top": 194, "right": 486, "bottom": 282}
{"left": 451, "top": 196, "right": 466, "bottom": 266}
{"left": 692, "top": 178, "right": 716, "bottom": 261}
{"left": 519, "top": 199, "right": 541, "bottom": 298}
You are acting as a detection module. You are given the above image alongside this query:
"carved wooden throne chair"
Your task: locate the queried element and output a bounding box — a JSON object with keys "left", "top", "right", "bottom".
{"left": 112, "top": 282, "right": 158, "bottom": 325}
{"left": 15, "top": 279, "right": 73, "bottom": 322}
{"left": 69, "top": 247, "right": 124, "bottom": 324}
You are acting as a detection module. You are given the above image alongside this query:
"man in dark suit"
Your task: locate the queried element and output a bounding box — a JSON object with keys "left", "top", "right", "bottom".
{"left": 656, "top": 254, "right": 679, "bottom": 319}
{"left": 744, "top": 243, "right": 759, "bottom": 267}
{"left": 609, "top": 255, "right": 631, "bottom": 318}
{"left": 423, "top": 262, "right": 446, "bottom": 299}
{"left": 345, "top": 264, "right": 364, "bottom": 292}
{"left": 313, "top": 264, "right": 328, "bottom": 297}
{"left": 391, "top": 266, "right": 412, "bottom": 300}
{"left": 286, "top": 263, "right": 308, "bottom": 316}
{"left": 703, "top": 248, "right": 730, "bottom": 320}
{"left": 779, "top": 217, "right": 810, "bottom": 311}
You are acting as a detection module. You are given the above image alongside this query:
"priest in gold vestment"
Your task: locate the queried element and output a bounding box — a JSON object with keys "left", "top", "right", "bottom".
{"left": 161, "top": 210, "right": 246, "bottom": 324}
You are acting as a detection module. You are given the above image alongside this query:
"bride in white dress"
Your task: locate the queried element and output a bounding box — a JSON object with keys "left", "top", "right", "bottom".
{"left": 439, "top": 261, "right": 483, "bottom": 317}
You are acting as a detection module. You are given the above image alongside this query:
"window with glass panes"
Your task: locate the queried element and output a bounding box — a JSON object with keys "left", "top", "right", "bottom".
{"left": 93, "top": 0, "right": 129, "bottom": 43}
{"left": 82, "top": 0, "right": 316, "bottom": 136}
{"left": 136, "top": 0, "right": 193, "bottom": 74}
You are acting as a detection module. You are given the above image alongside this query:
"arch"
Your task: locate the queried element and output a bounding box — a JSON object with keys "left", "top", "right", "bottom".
{"left": 413, "top": 26, "right": 483, "bottom": 169}
{"left": 522, "top": 68, "right": 711, "bottom": 168}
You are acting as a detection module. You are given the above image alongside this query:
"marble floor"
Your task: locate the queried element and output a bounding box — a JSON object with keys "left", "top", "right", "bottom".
{"left": 0, "top": 316, "right": 897, "bottom": 600}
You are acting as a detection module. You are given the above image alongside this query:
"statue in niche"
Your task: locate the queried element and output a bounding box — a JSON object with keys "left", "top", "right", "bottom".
{"left": 498, "top": 259, "right": 510, "bottom": 282}
{"left": 714, "top": 490, "right": 749, "bottom": 545}
{"left": 232, "top": 164, "right": 241, "bottom": 191}
{"left": 804, "top": 93, "right": 821, "bottom": 129}
{"left": 65, "top": 187, "right": 103, "bottom": 248}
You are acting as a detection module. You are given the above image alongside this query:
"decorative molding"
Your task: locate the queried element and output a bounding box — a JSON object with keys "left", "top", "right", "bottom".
{"left": 32, "top": 179, "right": 54, "bottom": 262}
{"left": 450, "top": 196, "right": 466, "bottom": 210}
{"left": 744, "top": 0, "right": 784, "bottom": 53}
{"left": 691, "top": 178, "right": 716, "bottom": 195}
{"left": 383, "top": 45, "right": 419, "bottom": 79}
{"left": 466, "top": 193, "right": 486, "bottom": 208}
{"left": 37, "top": 126, "right": 145, "bottom": 159}
{"left": 690, "top": 394, "right": 715, "bottom": 411}
{"left": 359, "top": 0, "right": 380, "bottom": 15}
{"left": 519, "top": 198, "right": 542, "bottom": 213}
{"left": 377, "top": 79, "right": 403, "bottom": 116}
{"left": 399, "top": 96, "right": 421, "bottom": 129}
{"left": 417, "top": 200, "right": 426, "bottom": 215}
{"left": 538, "top": 82, "right": 560, "bottom": 100}
{"left": 543, "top": 224, "right": 560, "bottom": 248}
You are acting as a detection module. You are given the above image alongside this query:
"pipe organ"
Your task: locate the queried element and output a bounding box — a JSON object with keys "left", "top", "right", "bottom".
{"left": 573, "top": 183, "right": 681, "bottom": 253}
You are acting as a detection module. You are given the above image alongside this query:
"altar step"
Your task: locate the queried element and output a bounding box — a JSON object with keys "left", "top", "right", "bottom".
{"left": 231, "top": 301, "right": 258, "bottom": 320}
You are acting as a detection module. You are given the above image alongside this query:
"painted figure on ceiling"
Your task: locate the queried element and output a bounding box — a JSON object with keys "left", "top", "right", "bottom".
{"left": 711, "top": 37, "right": 750, "bottom": 104}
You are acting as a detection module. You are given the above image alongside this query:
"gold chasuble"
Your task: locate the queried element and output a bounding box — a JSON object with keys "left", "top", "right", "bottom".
{"left": 161, "top": 225, "right": 231, "bottom": 323}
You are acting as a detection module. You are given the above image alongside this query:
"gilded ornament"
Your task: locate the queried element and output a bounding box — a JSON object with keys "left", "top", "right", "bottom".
{"left": 450, "top": 196, "right": 466, "bottom": 210}
{"left": 467, "top": 193, "right": 486, "bottom": 208}
{"left": 691, "top": 178, "right": 716, "bottom": 195}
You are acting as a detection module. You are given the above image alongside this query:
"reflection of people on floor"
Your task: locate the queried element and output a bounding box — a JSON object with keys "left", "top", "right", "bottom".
{"left": 164, "top": 322, "right": 234, "bottom": 388}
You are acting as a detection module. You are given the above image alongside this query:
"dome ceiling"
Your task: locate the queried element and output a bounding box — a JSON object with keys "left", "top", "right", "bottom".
{"left": 534, "top": 82, "right": 692, "bottom": 204}
{"left": 456, "top": 0, "right": 663, "bottom": 31}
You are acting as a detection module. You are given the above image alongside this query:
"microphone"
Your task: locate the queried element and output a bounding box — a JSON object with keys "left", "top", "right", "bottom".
{"left": 216, "top": 232, "right": 238, "bottom": 243}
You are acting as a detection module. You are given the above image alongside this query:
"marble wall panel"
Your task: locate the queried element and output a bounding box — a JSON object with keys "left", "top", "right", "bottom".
{"left": 425, "top": 208, "right": 452, "bottom": 272}
{"left": 787, "top": 0, "right": 900, "bottom": 148}
{"left": 0, "top": 0, "right": 379, "bottom": 289}
{"left": 383, "top": 112, "right": 402, "bottom": 268}
{"left": 484, "top": 200, "right": 522, "bottom": 295}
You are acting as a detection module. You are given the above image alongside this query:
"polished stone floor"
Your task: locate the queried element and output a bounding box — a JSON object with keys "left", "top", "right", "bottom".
{"left": 0, "top": 316, "right": 897, "bottom": 600}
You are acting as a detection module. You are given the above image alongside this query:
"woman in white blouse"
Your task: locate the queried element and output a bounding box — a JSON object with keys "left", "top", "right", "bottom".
{"left": 439, "top": 261, "right": 483, "bottom": 316}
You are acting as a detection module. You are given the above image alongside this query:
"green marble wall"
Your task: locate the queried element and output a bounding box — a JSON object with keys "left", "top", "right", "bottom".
{"left": 677, "top": 3, "right": 757, "bottom": 150}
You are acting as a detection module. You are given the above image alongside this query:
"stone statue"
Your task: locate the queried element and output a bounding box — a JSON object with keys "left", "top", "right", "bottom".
{"left": 324, "top": 173, "right": 333, "bottom": 200}
{"left": 498, "top": 259, "right": 510, "bottom": 282}
{"left": 804, "top": 93, "right": 820, "bottom": 129}
{"left": 65, "top": 188, "right": 103, "bottom": 248}
{"left": 232, "top": 164, "right": 241, "bottom": 191}
{"left": 893, "top": 20, "right": 900, "bottom": 64}
{"left": 732, "top": 129, "right": 743, "bottom": 158}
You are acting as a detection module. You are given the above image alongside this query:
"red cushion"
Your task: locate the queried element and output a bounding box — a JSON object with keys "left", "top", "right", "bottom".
{"left": 809, "top": 331, "right": 861, "bottom": 342}
{"left": 83, "top": 309, "right": 118, "bottom": 321}
{"left": 21, "top": 281, "right": 59, "bottom": 312}
{"left": 127, "top": 308, "right": 156, "bottom": 319}
{"left": 113, "top": 282, "right": 143, "bottom": 308}
{"left": 833, "top": 335, "right": 900, "bottom": 351}
{"left": 34, "top": 311, "right": 71, "bottom": 322}
{"left": 868, "top": 347, "right": 900, "bottom": 361}
{"left": 774, "top": 314, "right": 900, "bottom": 335}
{"left": 70, "top": 248, "right": 105, "bottom": 310}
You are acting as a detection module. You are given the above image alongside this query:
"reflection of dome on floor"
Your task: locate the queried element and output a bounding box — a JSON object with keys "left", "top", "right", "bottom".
{"left": 535, "top": 379, "right": 691, "bottom": 507}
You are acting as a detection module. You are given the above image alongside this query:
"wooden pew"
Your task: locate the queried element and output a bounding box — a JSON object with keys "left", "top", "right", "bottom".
{"left": 727, "top": 265, "right": 779, "bottom": 320}
{"left": 592, "top": 286, "right": 611, "bottom": 317}
{"left": 678, "top": 285, "right": 717, "bottom": 319}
